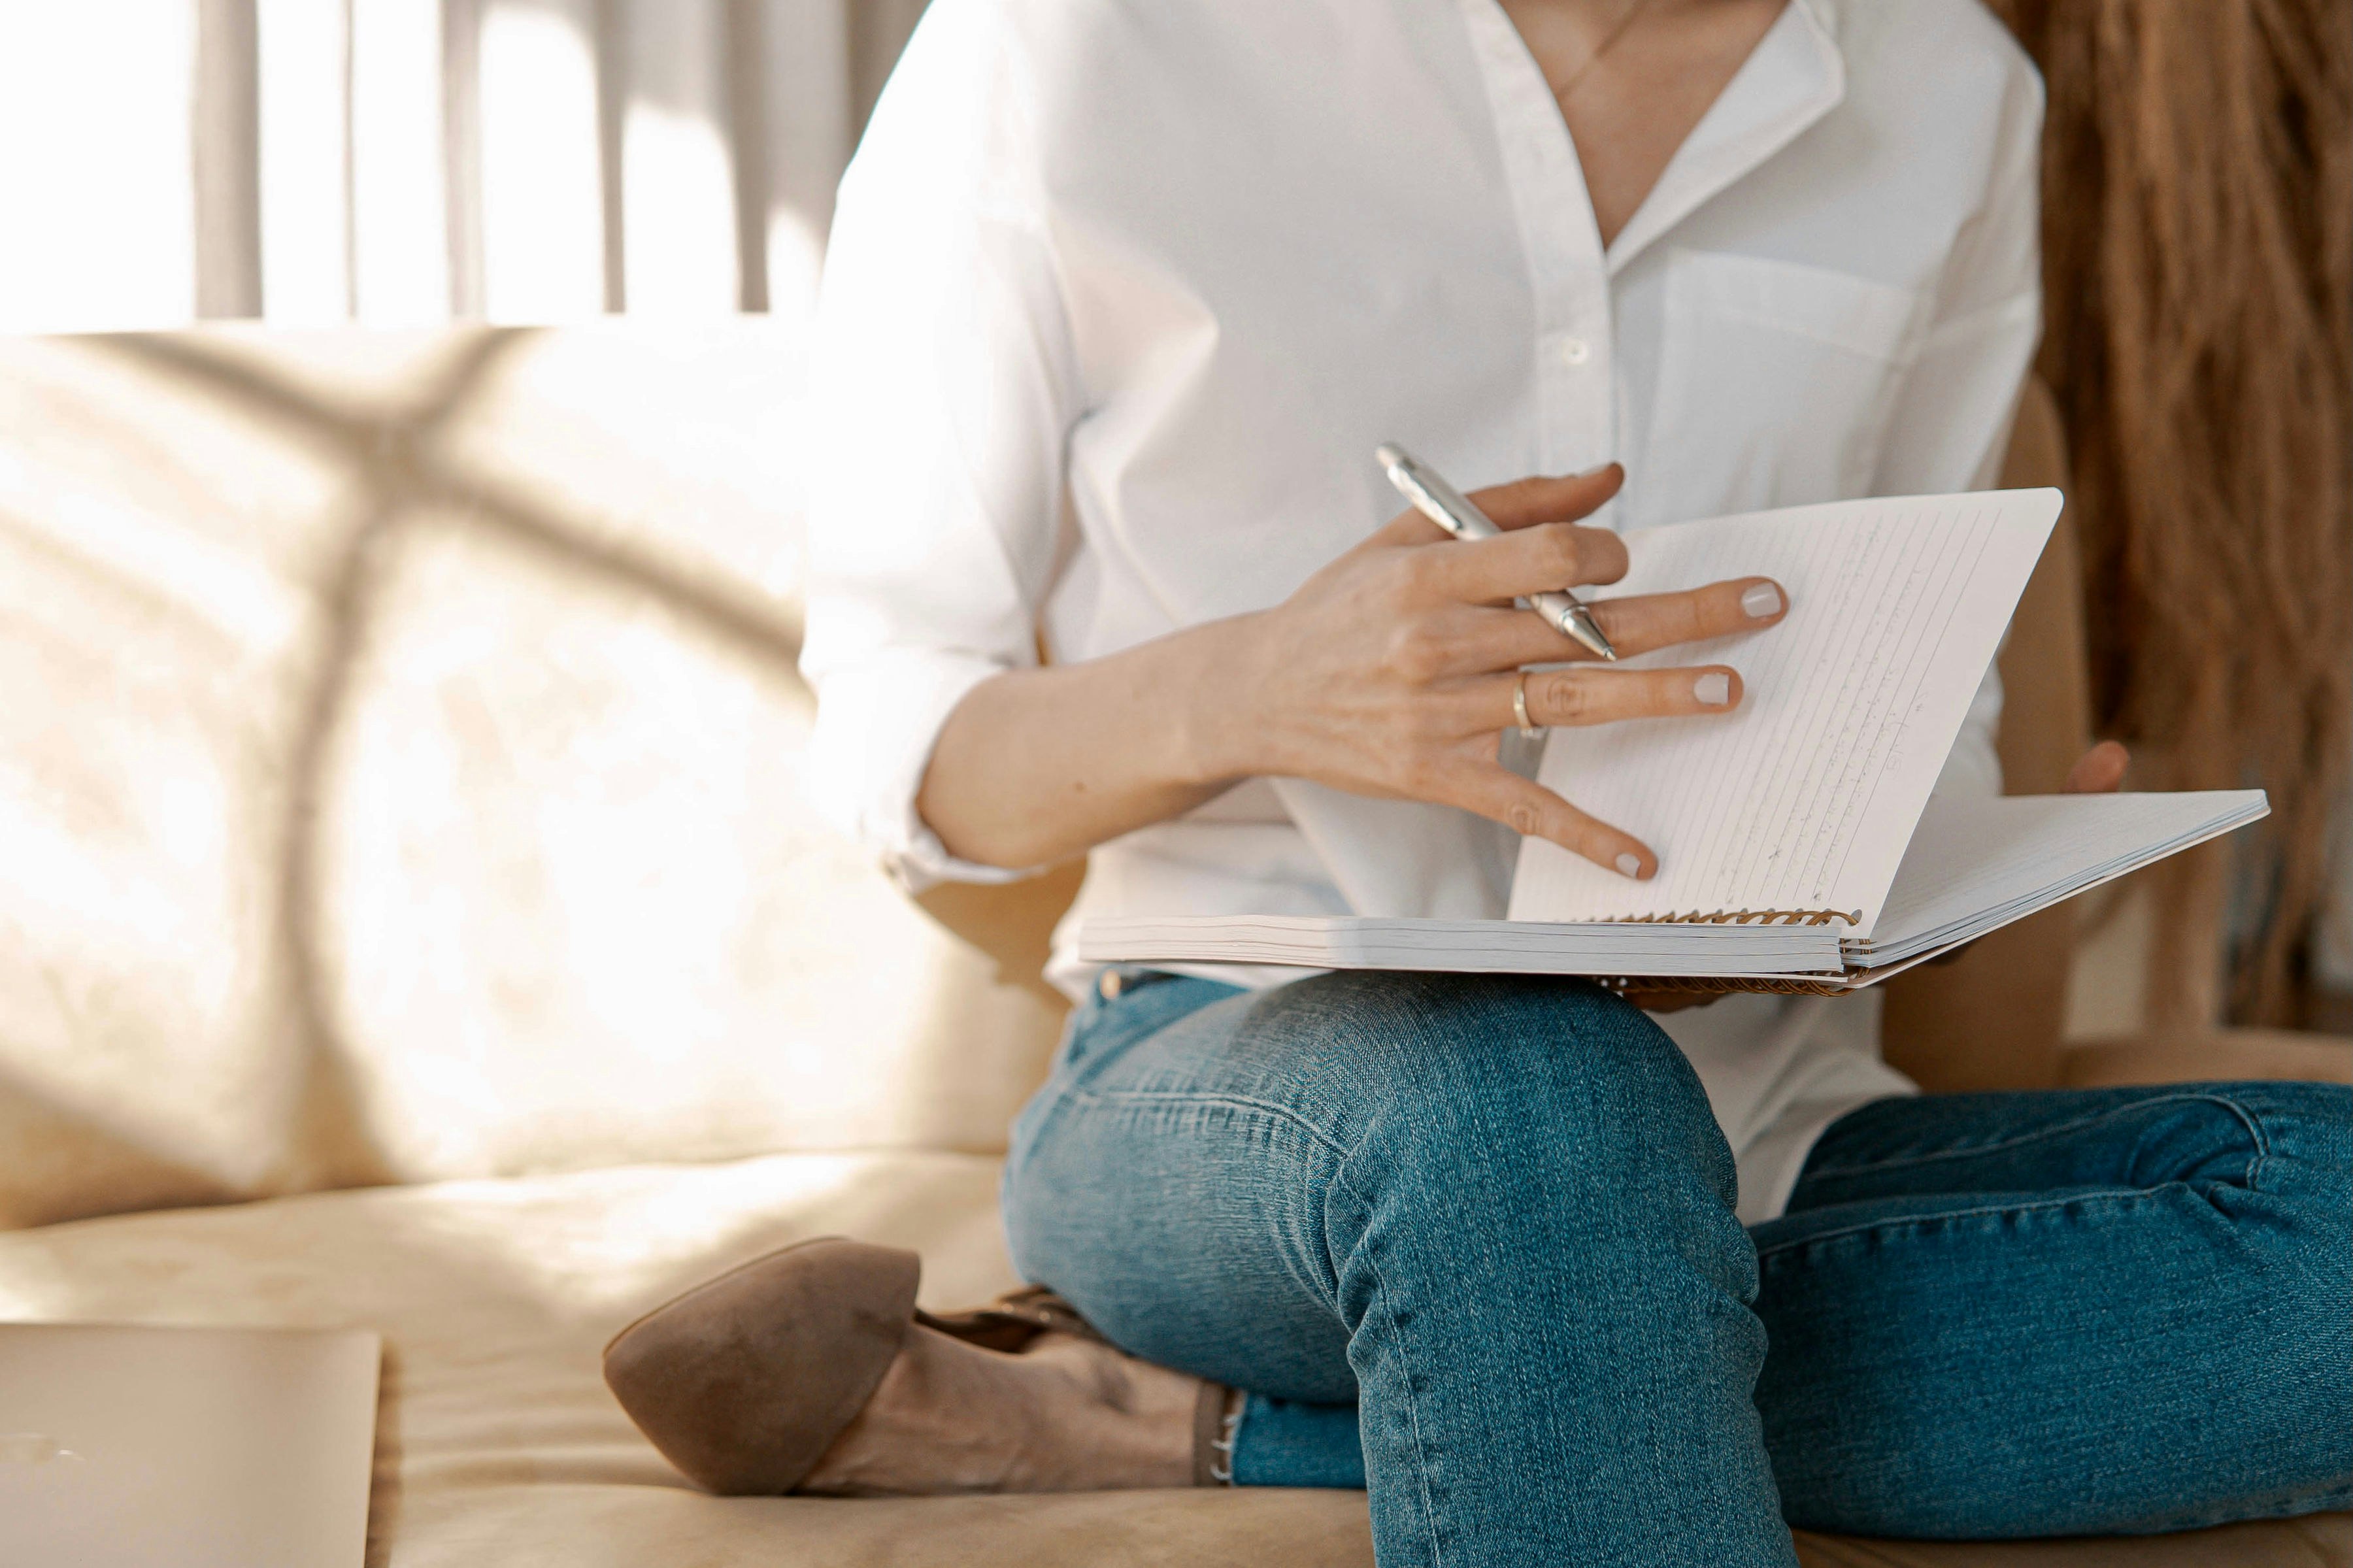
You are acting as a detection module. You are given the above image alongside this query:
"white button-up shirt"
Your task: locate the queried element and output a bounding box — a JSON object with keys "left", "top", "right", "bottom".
{"left": 801, "top": 0, "right": 2044, "bottom": 1220}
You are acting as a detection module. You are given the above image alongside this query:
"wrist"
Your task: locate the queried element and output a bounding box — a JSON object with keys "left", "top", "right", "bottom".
{"left": 1170, "top": 611, "right": 1274, "bottom": 787}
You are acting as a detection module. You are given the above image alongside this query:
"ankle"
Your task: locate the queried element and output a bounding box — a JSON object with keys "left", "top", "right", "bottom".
{"left": 1005, "top": 1333, "right": 1199, "bottom": 1490}
{"left": 801, "top": 1325, "right": 1201, "bottom": 1495}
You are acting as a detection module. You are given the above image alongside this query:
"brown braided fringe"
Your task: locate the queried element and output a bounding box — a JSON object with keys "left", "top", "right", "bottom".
{"left": 1988, "top": 0, "right": 2352, "bottom": 1025}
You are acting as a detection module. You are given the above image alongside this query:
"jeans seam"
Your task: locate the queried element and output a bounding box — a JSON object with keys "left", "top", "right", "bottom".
{"left": 1076, "top": 1083, "right": 1448, "bottom": 1563}
{"left": 2133, "top": 1483, "right": 2353, "bottom": 1535}
{"left": 1326, "top": 1159, "right": 1448, "bottom": 1568}
{"left": 1801, "top": 1093, "right": 2275, "bottom": 1178}
{"left": 1754, "top": 1186, "right": 2159, "bottom": 1261}
{"left": 1075, "top": 1086, "right": 1354, "bottom": 1159}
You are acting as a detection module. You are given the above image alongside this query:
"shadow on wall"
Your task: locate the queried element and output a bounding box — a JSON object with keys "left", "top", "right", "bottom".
{"left": 0, "top": 322, "right": 1069, "bottom": 1229}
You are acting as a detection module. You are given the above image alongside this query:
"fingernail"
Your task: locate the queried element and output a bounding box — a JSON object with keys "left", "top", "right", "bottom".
{"left": 1742, "top": 582, "right": 1783, "bottom": 620}
{"left": 1693, "top": 671, "right": 1731, "bottom": 706}
{"left": 1574, "top": 461, "right": 1616, "bottom": 479}
{"left": 1615, "top": 852, "right": 1644, "bottom": 878}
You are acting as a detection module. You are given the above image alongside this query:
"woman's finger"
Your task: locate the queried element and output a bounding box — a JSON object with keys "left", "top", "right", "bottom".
{"left": 1588, "top": 576, "right": 1787, "bottom": 656}
{"left": 1447, "top": 766, "right": 1656, "bottom": 880}
{"left": 1477, "top": 665, "right": 1744, "bottom": 729}
{"left": 2062, "top": 740, "right": 2129, "bottom": 793}
{"left": 1421, "top": 521, "right": 1632, "bottom": 604}
{"left": 1437, "top": 577, "right": 1782, "bottom": 671}
{"left": 1470, "top": 464, "right": 1624, "bottom": 528}
{"left": 1365, "top": 464, "right": 1626, "bottom": 550}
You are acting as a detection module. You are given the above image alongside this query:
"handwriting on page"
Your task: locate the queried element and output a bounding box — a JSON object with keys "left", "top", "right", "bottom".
{"left": 1507, "top": 492, "right": 2055, "bottom": 929}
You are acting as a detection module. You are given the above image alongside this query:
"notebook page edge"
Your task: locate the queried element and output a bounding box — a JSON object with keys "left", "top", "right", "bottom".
{"left": 1075, "top": 914, "right": 1843, "bottom": 975}
{"left": 1847, "top": 788, "right": 2270, "bottom": 965}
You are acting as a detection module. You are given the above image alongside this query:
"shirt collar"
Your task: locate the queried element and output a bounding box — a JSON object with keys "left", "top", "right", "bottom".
{"left": 1605, "top": 0, "right": 1846, "bottom": 275}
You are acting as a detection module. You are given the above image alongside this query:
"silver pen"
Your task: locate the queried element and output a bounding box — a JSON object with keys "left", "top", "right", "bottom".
{"left": 1375, "top": 442, "right": 1618, "bottom": 660}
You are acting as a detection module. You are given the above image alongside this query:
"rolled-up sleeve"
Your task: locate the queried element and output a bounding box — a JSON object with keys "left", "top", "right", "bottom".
{"left": 1875, "top": 48, "right": 2045, "bottom": 801}
{"left": 796, "top": 4, "right": 1078, "bottom": 888}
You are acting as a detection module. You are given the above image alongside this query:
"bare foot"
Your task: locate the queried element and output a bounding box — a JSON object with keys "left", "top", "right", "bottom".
{"left": 798, "top": 1325, "right": 1205, "bottom": 1495}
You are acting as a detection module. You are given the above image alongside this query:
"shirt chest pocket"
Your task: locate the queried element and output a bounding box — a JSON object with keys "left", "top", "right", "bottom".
{"left": 1641, "top": 249, "right": 1925, "bottom": 519}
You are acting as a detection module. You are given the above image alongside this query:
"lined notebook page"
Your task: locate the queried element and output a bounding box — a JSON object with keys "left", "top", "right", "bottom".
{"left": 1507, "top": 490, "right": 2060, "bottom": 933}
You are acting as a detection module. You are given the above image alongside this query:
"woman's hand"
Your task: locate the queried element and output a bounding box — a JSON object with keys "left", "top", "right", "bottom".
{"left": 918, "top": 464, "right": 1785, "bottom": 874}
{"left": 1192, "top": 465, "right": 1788, "bottom": 879}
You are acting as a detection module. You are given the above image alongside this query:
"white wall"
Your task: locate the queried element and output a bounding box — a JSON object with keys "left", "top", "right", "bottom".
{"left": 0, "top": 6, "right": 200, "bottom": 331}
{"left": 0, "top": 0, "right": 917, "bottom": 329}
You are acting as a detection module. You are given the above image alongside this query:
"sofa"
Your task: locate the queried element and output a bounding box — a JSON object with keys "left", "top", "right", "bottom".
{"left": 1, "top": 323, "right": 2343, "bottom": 1566}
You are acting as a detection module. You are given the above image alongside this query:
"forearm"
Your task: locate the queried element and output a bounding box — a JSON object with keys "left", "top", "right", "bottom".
{"left": 916, "top": 615, "right": 1265, "bottom": 869}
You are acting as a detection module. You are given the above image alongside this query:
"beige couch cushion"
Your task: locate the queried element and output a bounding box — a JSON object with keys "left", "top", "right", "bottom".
{"left": 0, "top": 1157, "right": 2338, "bottom": 1567}
{"left": 0, "top": 1146, "right": 1378, "bottom": 1567}
{"left": 312, "top": 502, "right": 1058, "bottom": 1178}
{"left": 0, "top": 325, "right": 1065, "bottom": 1228}
{"left": 0, "top": 332, "right": 361, "bottom": 1226}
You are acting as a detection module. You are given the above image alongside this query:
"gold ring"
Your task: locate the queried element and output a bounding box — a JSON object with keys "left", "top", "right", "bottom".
{"left": 1512, "top": 671, "right": 1542, "bottom": 741}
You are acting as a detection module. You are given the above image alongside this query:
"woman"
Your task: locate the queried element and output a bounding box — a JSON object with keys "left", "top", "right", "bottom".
{"left": 604, "top": 1, "right": 2353, "bottom": 1561}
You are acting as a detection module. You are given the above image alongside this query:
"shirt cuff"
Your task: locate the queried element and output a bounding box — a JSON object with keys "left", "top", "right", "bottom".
{"left": 807, "top": 650, "right": 1041, "bottom": 891}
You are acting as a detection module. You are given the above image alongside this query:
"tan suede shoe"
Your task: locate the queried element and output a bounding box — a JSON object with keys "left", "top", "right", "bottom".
{"left": 603, "top": 1237, "right": 925, "bottom": 1494}
{"left": 603, "top": 1236, "right": 1238, "bottom": 1494}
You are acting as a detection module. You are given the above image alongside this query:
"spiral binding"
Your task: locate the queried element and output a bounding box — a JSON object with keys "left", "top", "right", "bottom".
{"left": 1595, "top": 974, "right": 1852, "bottom": 997}
{"left": 1592, "top": 907, "right": 1863, "bottom": 994}
{"left": 1613, "top": 907, "right": 1861, "bottom": 928}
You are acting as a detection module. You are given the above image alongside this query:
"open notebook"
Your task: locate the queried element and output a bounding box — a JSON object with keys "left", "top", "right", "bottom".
{"left": 1079, "top": 490, "right": 2269, "bottom": 990}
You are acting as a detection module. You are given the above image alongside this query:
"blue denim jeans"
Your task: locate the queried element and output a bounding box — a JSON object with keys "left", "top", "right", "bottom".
{"left": 1001, "top": 969, "right": 2353, "bottom": 1568}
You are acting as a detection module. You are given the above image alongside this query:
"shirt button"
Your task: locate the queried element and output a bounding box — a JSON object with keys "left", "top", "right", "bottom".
{"left": 1558, "top": 336, "right": 1592, "bottom": 367}
{"left": 1099, "top": 971, "right": 1124, "bottom": 1001}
